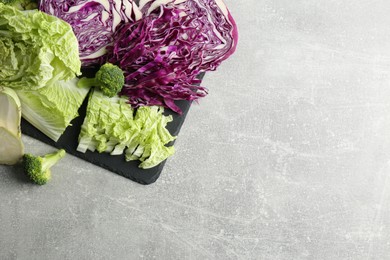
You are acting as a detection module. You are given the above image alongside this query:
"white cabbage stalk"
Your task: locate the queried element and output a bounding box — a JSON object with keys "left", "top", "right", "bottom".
{"left": 0, "top": 86, "right": 24, "bottom": 165}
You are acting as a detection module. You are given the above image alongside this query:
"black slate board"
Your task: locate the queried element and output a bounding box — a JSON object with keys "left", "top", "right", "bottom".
{"left": 21, "top": 73, "right": 204, "bottom": 185}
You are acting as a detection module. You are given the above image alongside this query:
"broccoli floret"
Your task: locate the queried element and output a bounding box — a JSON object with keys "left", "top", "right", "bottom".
{"left": 0, "top": 0, "right": 38, "bottom": 10}
{"left": 78, "top": 63, "right": 125, "bottom": 98}
{"left": 23, "top": 149, "right": 66, "bottom": 185}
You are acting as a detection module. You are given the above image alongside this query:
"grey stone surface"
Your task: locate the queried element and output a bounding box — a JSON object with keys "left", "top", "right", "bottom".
{"left": 2, "top": 0, "right": 390, "bottom": 259}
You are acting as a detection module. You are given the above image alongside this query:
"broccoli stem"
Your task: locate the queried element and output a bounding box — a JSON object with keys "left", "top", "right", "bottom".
{"left": 77, "top": 77, "right": 99, "bottom": 88}
{"left": 41, "top": 149, "right": 66, "bottom": 172}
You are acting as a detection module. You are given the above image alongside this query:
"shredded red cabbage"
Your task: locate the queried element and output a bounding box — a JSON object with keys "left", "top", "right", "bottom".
{"left": 39, "top": 0, "right": 142, "bottom": 66}
{"left": 108, "top": 0, "right": 238, "bottom": 113}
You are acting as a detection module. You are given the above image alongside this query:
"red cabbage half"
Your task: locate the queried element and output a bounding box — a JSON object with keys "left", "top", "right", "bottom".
{"left": 108, "top": 0, "right": 238, "bottom": 113}
{"left": 39, "top": 0, "right": 142, "bottom": 66}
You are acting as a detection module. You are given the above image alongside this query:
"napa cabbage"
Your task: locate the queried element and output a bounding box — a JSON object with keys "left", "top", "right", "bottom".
{"left": 0, "top": 3, "right": 81, "bottom": 90}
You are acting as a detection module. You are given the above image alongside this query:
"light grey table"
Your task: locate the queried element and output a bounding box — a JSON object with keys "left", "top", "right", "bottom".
{"left": 1, "top": 1, "right": 390, "bottom": 259}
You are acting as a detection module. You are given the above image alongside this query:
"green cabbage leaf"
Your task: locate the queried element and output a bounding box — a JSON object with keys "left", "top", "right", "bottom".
{"left": 16, "top": 78, "right": 89, "bottom": 142}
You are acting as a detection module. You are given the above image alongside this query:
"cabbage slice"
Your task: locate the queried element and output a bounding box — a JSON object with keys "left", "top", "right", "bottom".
{"left": 77, "top": 89, "right": 176, "bottom": 169}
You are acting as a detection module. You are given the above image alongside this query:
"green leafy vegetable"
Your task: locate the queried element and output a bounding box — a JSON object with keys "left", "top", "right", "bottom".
{"left": 0, "top": 0, "right": 37, "bottom": 10}
{"left": 77, "top": 63, "right": 125, "bottom": 97}
{"left": 0, "top": 3, "right": 81, "bottom": 90}
{"left": 16, "top": 78, "right": 90, "bottom": 142}
{"left": 23, "top": 149, "right": 66, "bottom": 185}
{"left": 77, "top": 89, "right": 176, "bottom": 169}
{"left": 0, "top": 86, "right": 24, "bottom": 165}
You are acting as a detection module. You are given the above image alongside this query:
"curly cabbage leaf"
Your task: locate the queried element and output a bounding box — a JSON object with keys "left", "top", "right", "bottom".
{"left": 39, "top": 0, "right": 142, "bottom": 66}
{"left": 0, "top": 0, "right": 37, "bottom": 10}
{"left": 108, "top": 0, "right": 238, "bottom": 113}
{"left": 0, "top": 3, "right": 81, "bottom": 90}
{"left": 77, "top": 89, "right": 176, "bottom": 169}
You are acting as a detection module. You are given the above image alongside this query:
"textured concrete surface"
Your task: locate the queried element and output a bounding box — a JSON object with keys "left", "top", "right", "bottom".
{"left": 2, "top": 0, "right": 390, "bottom": 259}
